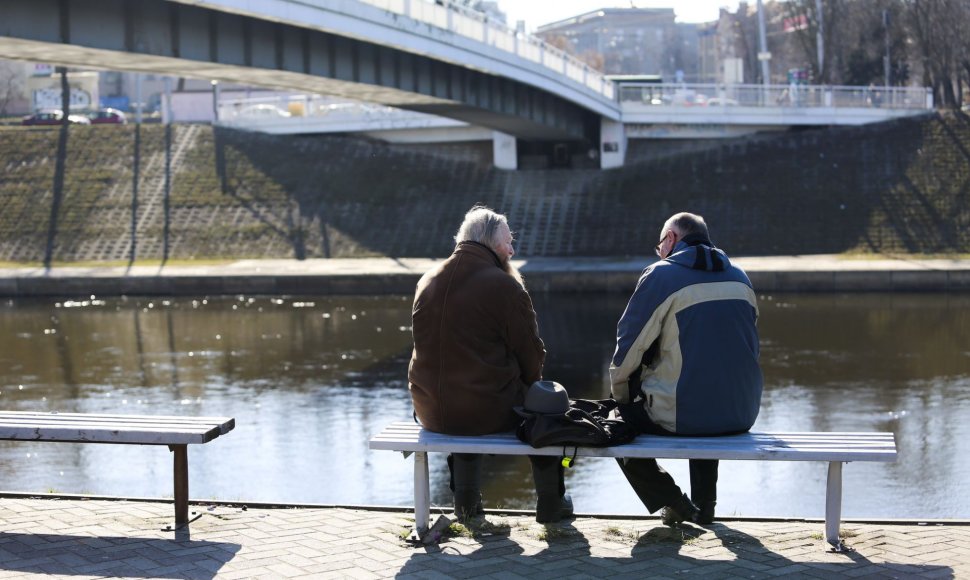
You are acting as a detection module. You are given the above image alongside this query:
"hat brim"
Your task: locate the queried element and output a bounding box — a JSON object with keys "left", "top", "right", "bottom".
{"left": 514, "top": 406, "right": 568, "bottom": 418}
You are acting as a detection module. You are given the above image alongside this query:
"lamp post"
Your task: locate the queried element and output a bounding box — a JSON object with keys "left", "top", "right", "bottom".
{"left": 756, "top": 0, "right": 771, "bottom": 104}
{"left": 815, "top": 0, "right": 824, "bottom": 80}
{"left": 883, "top": 9, "right": 891, "bottom": 90}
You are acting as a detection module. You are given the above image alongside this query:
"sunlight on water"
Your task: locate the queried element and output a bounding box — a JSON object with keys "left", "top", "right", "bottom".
{"left": 0, "top": 293, "right": 967, "bottom": 518}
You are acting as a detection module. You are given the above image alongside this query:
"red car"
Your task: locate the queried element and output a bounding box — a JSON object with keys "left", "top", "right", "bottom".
{"left": 88, "top": 108, "right": 127, "bottom": 124}
{"left": 22, "top": 110, "right": 91, "bottom": 126}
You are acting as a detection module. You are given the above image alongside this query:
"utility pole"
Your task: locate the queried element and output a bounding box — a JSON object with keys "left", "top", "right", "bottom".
{"left": 815, "top": 0, "right": 824, "bottom": 81}
{"left": 883, "top": 9, "right": 891, "bottom": 89}
{"left": 756, "top": 0, "right": 770, "bottom": 90}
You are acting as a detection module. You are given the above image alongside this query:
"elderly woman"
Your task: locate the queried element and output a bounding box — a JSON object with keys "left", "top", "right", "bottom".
{"left": 408, "top": 205, "right": 572, "bottom": 523}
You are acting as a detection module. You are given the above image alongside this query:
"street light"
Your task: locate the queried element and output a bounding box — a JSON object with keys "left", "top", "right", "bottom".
{"left": 883, "top": 9, "right": 891, "bottom": 90}
{"left": 756, "top": 0, "right": 770, "bottom": 88}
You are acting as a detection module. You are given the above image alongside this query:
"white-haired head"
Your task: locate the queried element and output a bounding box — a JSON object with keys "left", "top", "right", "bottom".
{"left": 455, "top": 205, "right": 510, "bottom": 254}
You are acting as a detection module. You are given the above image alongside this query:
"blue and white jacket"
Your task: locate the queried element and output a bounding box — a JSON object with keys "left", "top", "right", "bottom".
{"left": 609, "top": 236, "right": 763, "bottom": 435}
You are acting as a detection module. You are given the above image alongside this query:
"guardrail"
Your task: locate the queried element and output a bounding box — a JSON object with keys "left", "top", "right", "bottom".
{"left": 357, "top": 0, "right": 614, "bottom": 100}
{"left": 618, "top": 83, "right": 934, "bottom": 110}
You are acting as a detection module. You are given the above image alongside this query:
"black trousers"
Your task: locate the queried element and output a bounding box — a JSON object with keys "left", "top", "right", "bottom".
{"left": 616, "top": 457, "right": 718, "bottom": 513}
{"left": 448, "top": 453, "right": 563, "bottom": 497}
{"left": 617, "top": 402, "right": 719, "bottom": 513}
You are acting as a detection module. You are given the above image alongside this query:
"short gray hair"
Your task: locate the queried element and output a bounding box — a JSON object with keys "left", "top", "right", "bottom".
{"left": 454, "top": 205, "right": 508, "bottom": 250}
{"left": 663, "top": 212, "right": 709, "bottom": 239}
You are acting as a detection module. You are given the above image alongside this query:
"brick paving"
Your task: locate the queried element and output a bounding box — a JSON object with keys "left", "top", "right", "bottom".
{"left": 0, "top": 497, "right": 966, "bottom": 579}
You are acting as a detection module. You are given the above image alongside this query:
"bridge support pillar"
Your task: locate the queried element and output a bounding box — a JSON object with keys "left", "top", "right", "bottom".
{"left": 600, "top": 118, "right": 626, "bottom": 169}
{"left": 492, "top": 132, "right": 517, "bottom": 170}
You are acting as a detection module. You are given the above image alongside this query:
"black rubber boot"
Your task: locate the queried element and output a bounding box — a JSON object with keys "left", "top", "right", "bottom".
{"left": 689, "top": 459, "right": 718, "bottom": 525}
{"left": 694, "top": 501, "right": 716, "bottom": 525}
{"left": 660, "top": 493, "right": 701, "bottom": 527}
{"left": 449, "top": 453, "right": 483, "bottom": 523}
{"left": 530, "top": 456, "right": 573, "bottom": 523}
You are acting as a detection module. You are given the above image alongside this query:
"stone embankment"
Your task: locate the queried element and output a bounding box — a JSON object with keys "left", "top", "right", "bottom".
{"left": 1, "top": 112, "right": 968, "bottom": 263}
{"left": 1, "top": 255, "right": 968, "bottom": 296}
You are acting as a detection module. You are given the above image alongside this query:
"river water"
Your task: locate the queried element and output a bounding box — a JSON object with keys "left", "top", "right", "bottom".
{"left": 1, "top": 292, "right": 967, "bottom": 519}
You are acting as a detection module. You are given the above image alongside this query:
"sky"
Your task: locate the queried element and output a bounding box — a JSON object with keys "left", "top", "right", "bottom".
{"left": 499, "top": 1, "right": 738, "bottom": 32}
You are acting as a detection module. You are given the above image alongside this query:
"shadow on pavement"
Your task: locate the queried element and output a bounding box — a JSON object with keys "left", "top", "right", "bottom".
{"left": 0, "top": 532, "right": 240, "bottom": 578}
{"left": 396, "top": 520, "right": 953, "bottom": 578}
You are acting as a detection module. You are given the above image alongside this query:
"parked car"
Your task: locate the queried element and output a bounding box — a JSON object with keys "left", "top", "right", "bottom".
{"left": 88, "top": 108, "right": 127, "bottom": 124}
{"left": 236, "top": 104, "right": 291, "bottom": 118}
{"left": 21, "top": 110, "right": 91, "bottom": 126}
{"left": 705, "top": 97, "right": 740, "bottom": 107}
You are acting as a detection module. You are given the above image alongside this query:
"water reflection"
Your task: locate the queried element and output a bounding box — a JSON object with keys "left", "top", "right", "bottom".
{"left": 0, "top": 293, "right": 967, "bottom": 518}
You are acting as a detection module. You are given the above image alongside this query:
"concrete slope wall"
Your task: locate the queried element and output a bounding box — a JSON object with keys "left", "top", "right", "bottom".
{"left": 0, "top": 112, "right": 968, "bottom": 262}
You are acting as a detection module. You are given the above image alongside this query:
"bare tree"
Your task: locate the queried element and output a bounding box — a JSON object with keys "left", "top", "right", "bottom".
{"left": 903, "top": 0, "right": 965, "bottom": 107}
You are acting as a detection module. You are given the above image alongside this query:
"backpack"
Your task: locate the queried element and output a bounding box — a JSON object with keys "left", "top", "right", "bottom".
{"left": 515, "top": 398, "right": 638, "bottom": 448}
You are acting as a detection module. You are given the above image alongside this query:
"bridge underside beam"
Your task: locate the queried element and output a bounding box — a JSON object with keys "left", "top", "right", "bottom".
{"left": 0, "top": 0, "right": 598, "bottom": 141}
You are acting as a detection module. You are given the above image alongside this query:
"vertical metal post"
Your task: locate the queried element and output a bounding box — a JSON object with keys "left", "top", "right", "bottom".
{"left": 171, "top": 444, "right": 189, "bottom": 524}
{"left": 815, "top": 0, "right": 824, "bottom": 80}
{"left": 883, "top": 9, "right": 891, "bottom": 90}
{"left": 135, "top": 72, "right": 142, "bottom": 125}
{"left": 756, "top": 0, "right": 770, "bottom": 87}
{"left": 163, "top": 76, "right": 173, "bottom": 124}
{"left": 211, "top": 80, "right": 220, "bottom": 123}
{"left": 413, "top": 452, "right": 430, "bottom": 535}
{"left": 825, "top": 461, "right": 843, "bottom": 549}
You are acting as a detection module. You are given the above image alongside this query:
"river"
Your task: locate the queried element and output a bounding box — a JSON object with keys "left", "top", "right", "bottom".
{"left": 1, "top": 292, "right": 967, "bottom": 519}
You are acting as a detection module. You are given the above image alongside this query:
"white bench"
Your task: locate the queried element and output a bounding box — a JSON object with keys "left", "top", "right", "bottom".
{"left": 370, "top": 421, "right": 897, "bottom": 550}
{"left": 0, "top": 411, "right": 235, "bottom": 524}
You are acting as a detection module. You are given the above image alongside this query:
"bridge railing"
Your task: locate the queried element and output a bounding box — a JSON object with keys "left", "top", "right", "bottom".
{"left": 618, "top": 83, "right": 934, "bottom": 110}
{"left": 358, "top": 0, "right": 614, "bottom": 100}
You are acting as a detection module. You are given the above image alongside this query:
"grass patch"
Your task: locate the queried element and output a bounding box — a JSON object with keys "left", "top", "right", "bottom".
{"left": 635, "top": 526, "right": 704, "bottom": 546}
{"left": 446, "top": 519, "right": 511, "bottom": 539}
{"left": 810, "top": 528, "right": 858, "bottom": 541}
{"left": 0, "top": 259, "right": 236, "bottom": 268}
{"left": 837, "top": 251, "right": 970, "bottom": 260}
{"left": 532, "top": 524, "right": 582, "bottom": 542}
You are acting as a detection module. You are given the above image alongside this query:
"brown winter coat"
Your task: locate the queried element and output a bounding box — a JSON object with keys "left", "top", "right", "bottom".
{"left": 408, "top": 241, "right": 545, "bottom": 435}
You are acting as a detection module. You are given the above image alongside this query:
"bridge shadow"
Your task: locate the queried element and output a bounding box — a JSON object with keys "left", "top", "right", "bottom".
{"left": 202, "top": 111, "right": 970, "bottom": 260}
{"left": 0, "top": 532, "right": 240, "bottom": 578}
{"left": 396, "top": 520, "right": 952, "bottom": 578}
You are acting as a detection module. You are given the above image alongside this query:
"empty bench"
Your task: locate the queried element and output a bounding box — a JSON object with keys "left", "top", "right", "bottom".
{"left": 0, "top": 411, "right": 235, "bottom": 524}
{"left": 370, "top": 421, "right": 897, "bottom": 550}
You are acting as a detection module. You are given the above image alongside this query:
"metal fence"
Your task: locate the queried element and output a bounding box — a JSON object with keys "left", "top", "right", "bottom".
{"left": 618, "top": 83, "right": 934, "bottom": 110}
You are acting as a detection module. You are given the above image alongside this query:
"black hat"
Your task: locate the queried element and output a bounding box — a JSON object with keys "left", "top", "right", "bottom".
{"left": 514, "top": 380, "right": 569, "bottom": 417}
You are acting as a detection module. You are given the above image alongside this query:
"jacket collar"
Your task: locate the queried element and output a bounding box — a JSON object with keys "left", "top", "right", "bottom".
{"left": 455, "top": 241, "right": 503, "bottom": 268}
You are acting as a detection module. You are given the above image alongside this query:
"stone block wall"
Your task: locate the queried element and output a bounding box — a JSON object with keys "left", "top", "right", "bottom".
{"left": 0, "top": 112, "right": 968, "bottom": 262}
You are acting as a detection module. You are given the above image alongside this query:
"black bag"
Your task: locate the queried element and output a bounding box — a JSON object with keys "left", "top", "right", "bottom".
{"left": 516, "top": 398, "right": 638, "bottom": 448}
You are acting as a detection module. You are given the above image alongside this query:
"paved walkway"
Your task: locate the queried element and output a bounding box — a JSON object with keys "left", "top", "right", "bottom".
{"left": 0, "top": 496, "right": 965, "bottom": 579}
{"left": 2, "top": 255, "right": 969, "bottom": 296}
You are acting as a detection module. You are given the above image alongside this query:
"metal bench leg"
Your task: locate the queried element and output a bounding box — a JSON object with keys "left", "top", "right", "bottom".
{"left": 413, "top": 451, "right": 430, "bottom": 536}
{"left": 825, "top": 461, "right": 847, "bottom": 551}
{"left": 171, "top": 444, "right": 189, "bottom": 525}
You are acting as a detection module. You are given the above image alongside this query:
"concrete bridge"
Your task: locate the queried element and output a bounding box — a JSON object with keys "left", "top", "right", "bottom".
{"left": 0, "top": 0, "right": 615, "bottom": 145}
{"left": 0, "top": 0, "right": 934, "bottom": 169}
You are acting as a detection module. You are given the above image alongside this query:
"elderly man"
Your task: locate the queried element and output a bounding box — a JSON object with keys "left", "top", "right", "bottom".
{"left": 610, "top": 212, "right": 763, "bottom": 525}
{"left": 408, "top": 205, "right": 572, "bottom": 523}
